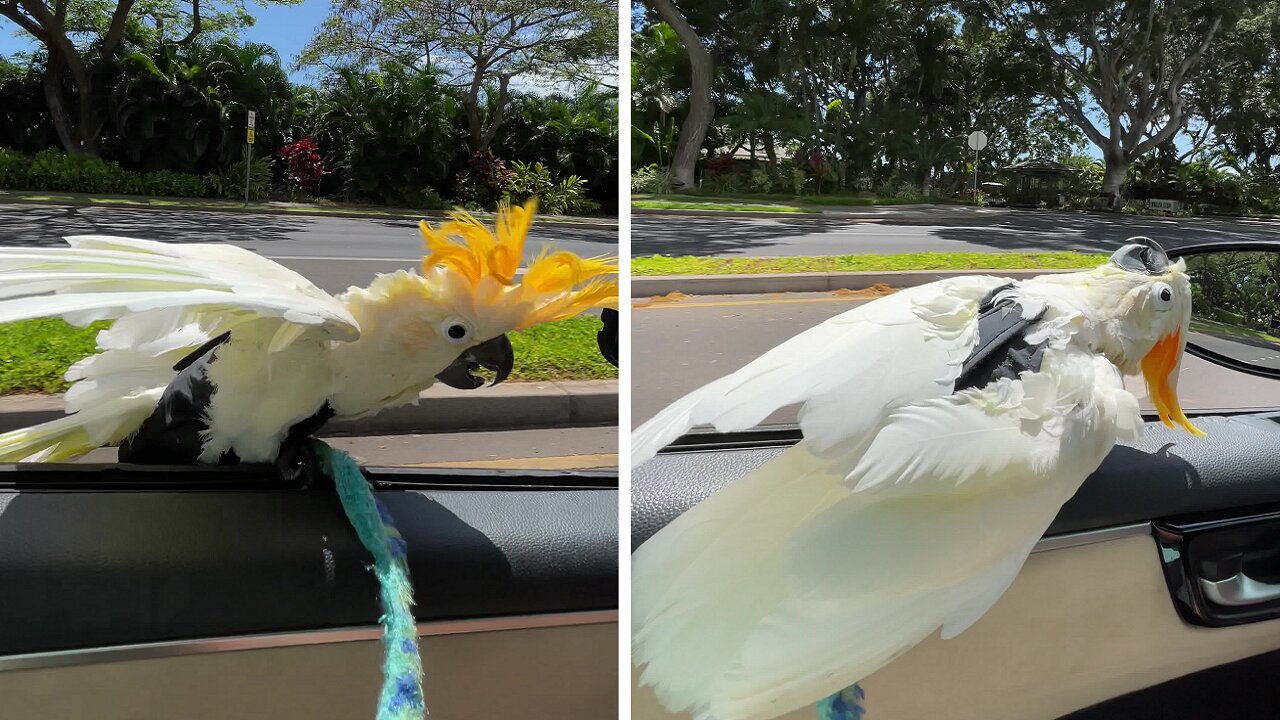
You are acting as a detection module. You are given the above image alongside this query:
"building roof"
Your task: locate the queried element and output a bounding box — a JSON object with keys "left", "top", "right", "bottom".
{"left": 1001, "top": 158, "right": 1080, "bottom": 174}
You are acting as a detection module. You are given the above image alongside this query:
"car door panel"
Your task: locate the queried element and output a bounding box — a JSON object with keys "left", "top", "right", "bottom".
{"left": 630, "top": 414, "right": 1280, "bottom": 719}
{"left": 0, "top": 464, "right": 618, "bottom": 719}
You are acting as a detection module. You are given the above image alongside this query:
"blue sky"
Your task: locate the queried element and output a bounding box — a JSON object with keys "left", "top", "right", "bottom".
{"left": 0, "top": 0, "right": 332, "bottom": 83}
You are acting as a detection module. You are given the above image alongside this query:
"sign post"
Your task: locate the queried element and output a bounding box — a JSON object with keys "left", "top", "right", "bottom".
{"left": 244, "top": 110, "right": 256, "bottom": 206}
{"left": 967, "top": 131, "right": 988, "bottom": 205}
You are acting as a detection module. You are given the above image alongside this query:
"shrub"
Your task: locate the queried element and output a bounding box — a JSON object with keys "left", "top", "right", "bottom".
{"left": 26, "top": 149, "right": 134, "bottom": 193}
{"left": 631, "top": 164, "right": 670, "bottom": 193}
{"left": 0, "top": 148, "right": 30, "bottom": 188}
{"left": 412, "top": 187, "right": 451, "bottom": 210}
{"left": 138, "top": 170, "right": 210, "bottom": 198}
{"left": 278, "top": 137, "right": 326, "bottom": 196}
{"left": 205, "top": 150, "right": 274, "bottom": 200}
{"left": 4, "top": 149, "right": 209, "bottom": 197}
{"left": 452, "top": 150, "right": 515, "bottom": 206}
{"left": 504, "top": 161, "right": 597, "bottom": 215}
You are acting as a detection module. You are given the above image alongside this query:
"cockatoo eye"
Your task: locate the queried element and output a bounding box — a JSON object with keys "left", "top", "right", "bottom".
{"left": 440, "top": 317, "right": 473, "bottom": 344}
{"left": 1152, "top": 282, "right": 1174, "bottom": 310}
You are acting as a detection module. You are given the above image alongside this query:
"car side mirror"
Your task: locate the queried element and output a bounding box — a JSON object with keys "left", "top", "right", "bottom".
{"left": 1170, "top": 244, "right": 1280, "bottom": 381}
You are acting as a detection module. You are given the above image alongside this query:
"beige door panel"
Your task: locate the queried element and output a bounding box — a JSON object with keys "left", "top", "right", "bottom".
{"left": 633, "top": 534, "right": 1280, "bottom": 720}
{"left": 1, "top": 621, "right": 617, "bottom": 720}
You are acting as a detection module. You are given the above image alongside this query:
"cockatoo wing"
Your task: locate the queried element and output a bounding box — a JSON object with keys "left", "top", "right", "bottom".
{"left": 633, "top": 349, "right": 1142, "bottom": 720}
{"left": 631, "top": 275, "right": 1012, "bottom": 465}
{"left": 0, "top": 235, "right": 359, "bottom": 341}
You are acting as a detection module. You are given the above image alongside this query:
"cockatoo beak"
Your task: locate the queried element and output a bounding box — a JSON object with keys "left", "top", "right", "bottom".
{"left": 434, "top": 334, "right": 514, "bottom": 389}
{"left": 1140, "top": 329, "right": 1205, "bottom": 437}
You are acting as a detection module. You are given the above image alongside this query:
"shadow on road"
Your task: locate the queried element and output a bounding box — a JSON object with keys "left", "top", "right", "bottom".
{"left": 930, "top": 210, "right": 1280, "bottom": 253}
{"left": 632, "top": 216, "right": 855, "bottom": 256}
{"left": 0, "top": 205, "right": 314, "bottom": 247}
{"left": 633, "top": 208, "right": 1280, "bottom": 256}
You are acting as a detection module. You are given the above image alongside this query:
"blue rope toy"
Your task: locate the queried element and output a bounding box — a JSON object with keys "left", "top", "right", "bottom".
{"left": 818, "top": 684, "right": 866, "bottom": 720}
{"left": 313, "top": 440, "right": 426, "bottom": 720}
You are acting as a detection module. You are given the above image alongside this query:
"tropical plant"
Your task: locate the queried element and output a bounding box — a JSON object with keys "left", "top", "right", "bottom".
{"left": 278, "top": 137, "right": 326, "bottom": 197}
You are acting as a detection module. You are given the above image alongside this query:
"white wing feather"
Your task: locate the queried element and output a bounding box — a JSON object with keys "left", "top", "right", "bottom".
{"left": 631, "top": 276, "right": 1009, "bottom": 464}
{"left": 633, "top": 326, "right": 1142, "bottom": 720}
{"left": 0, "top": 236, "right": 358, "bottom": 340}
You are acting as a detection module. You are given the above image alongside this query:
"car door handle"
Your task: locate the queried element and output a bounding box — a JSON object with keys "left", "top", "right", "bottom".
{"left": 1200, "top": 572, "right": 1280, "bottom": 607}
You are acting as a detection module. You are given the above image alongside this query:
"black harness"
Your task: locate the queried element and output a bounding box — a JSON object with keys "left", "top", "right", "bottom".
{"left": 953, "top": 285, "right": 1048, "bottom": 392}
{"left": 117, "top": 331, "right": 334, "bottom": 467}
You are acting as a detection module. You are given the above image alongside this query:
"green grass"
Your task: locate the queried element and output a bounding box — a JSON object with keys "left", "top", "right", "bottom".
{"left": 508, "top": 316, "right": 618, "bottom": 381}
{"left": 0, "top": 316, "right": 615, "bottom": 396}
{"left": 633, "top": 198, "right": 815, "bottom": 213}
{"left": 0, "top": 318, "right": 106, "bottom": 394}
{"left": 633, "top": 192, "right": 959, "bottom": 207}
{"left": 631, "top": 252, "right": 1108, "bottom": 276}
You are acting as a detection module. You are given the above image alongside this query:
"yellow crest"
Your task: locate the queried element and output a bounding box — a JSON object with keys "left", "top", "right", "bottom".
{"left": 419, "top": 200, "right": 618, "bottom": 327}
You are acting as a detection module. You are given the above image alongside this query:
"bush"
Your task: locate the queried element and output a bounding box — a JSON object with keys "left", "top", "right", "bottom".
{"left": 138, "top": 170, "right": 210, "bottom": 198}
{"left": 413, "top": 187, "right": 451, "bottom": 210}
{"left": 4, "top": 149, "right": 210, "bottom": 197}
{"left": 26, "top": 149, "right": 135, "bottom": 193}
{"left": 205, "top": 150, "right": 274, "bottom": 200}
{"left": 748, "top": 168, "right": 771, "bottom": 194}
{"left": 278, "top": 137, "right": 326, "bottom": 197}
{"left": 631, "top": 164, "right": 671, "bottom": 193}
{"left": 453, "top": 150, "right": 515, "bottom": 206}
{"left": 505, "top": 161, "right": 598, "bottom": 215}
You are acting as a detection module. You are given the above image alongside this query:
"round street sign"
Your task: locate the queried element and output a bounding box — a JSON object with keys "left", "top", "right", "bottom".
{"left": 967, "top": 131, "right": 988, "bottom": 151}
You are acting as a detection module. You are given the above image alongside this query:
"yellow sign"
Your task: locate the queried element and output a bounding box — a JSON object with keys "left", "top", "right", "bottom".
{"left": 247, "top": 128, "right": 255, "bottom": 145}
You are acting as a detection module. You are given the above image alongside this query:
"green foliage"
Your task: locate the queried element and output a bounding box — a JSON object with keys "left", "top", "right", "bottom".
{"left": 0, "top": 319, "right": 105, "bottom": 395}
{"left": 205, "top": 149, "right": 274, "bottom": 200}
{"left": 0, "top": 148, "right": 31, "bottom": 187}
{"left": 504, "top": 161, "right": 599, "bottom": 215}
{"left": 631, "top": 164, "right": 672, "bottom": 193}
{"left": 11, "top": 149, "right": 209, "bottom": 196}
{"left": 138, "top": 169, "right": 210, "bottom": 197}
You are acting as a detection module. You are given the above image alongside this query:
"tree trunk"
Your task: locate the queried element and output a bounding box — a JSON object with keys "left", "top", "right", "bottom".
{"left": 42, "top": 65, "right": 78, "bottom": 152}
{"left": 1100, "top": 151, "right": 1128, "bottom": 210}
{"left": 763, "top": 133, "right": 777, "bottom": 169}
{"left": 646, "top": 0, "right": 712, "bottom": 191}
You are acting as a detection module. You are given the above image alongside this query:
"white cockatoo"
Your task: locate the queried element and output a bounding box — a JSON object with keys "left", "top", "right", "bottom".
{"left": 0, "top": 201, "right": 616, "bottom": 467}
{"left": 631, "top": 238, "right": 1202, "bottom": 720}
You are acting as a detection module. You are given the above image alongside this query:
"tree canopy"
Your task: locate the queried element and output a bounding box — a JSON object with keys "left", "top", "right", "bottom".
{"left": 632, "top": 0, "right": 1280, "bottom": 214}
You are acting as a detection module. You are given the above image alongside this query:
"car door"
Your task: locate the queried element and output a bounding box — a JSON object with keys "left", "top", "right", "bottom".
{"left": 0, "top": 463, "right": 618, "bottom": 720}
{"left": 630, "top": 242, "right": 1280, "bottom": 720}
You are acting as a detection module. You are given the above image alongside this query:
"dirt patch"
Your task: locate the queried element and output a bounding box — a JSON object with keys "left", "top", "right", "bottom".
{"left": 633, "top": 291, "right": 692, "bottom": 308}
{"left": 831, "top": 283, "right": 897, "bottom": 299}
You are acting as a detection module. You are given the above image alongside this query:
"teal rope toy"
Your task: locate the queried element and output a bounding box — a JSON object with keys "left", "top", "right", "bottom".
{"left": 817, "top": 684, "right": 866, "bottom": 720}
{"left": 313, "top": 440, "right": 425, "bottom": 720}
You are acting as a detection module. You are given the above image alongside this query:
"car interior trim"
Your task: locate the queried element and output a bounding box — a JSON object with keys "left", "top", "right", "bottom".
{"left": 0, "top": 609, "right": 620, "bottom": 672}
{"left": 1032, "top": 522, "right": 1152, "bottom": 553}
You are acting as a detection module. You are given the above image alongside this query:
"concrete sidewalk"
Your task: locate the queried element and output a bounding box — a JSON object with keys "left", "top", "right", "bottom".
{"left": 0, "top": 380, "right": 618, "bottom": 436}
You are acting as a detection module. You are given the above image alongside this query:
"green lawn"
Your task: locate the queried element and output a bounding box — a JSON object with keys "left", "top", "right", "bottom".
{"left": 633, "top": 197, "right": 815, "bottom": 213}
{"left": 631, "top": 252, "right": 1107, "bottom": 276}
{"left": 633, "top": 192, "right": 961, "bottom": 208}
{"left": 0, "top": 316, "right": 615, "bottom": 396}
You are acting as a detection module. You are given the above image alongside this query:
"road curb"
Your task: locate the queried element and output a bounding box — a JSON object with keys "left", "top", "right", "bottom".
{"left": 0, "top": 380, "right": 619, "bottom": 437}
{"left": 0, "top": 196, "right": 619, "bottom": 229}
{"left": 633, "top": 268, "right": 1079, "bottom": 297}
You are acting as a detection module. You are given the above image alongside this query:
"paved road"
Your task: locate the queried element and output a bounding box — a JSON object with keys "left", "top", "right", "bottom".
{"left": 633, "top": 207, "right": 1280, "bottom": 257}
{"left": 0, "top": 204, "right": 618, "bottom": 292}
{"left": 631, "top": 291, "right": 1280, "bottom": 428}
{"left": 79, "top": 426, "right": 618, "bottom": 469}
